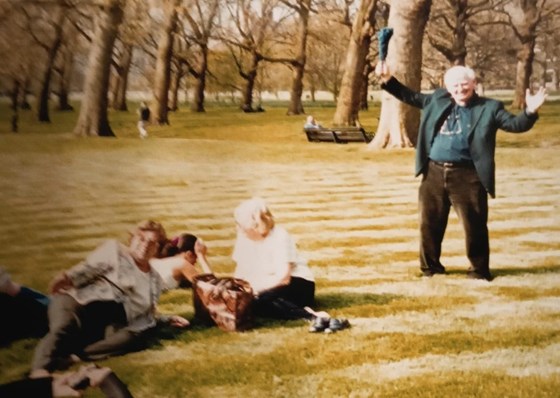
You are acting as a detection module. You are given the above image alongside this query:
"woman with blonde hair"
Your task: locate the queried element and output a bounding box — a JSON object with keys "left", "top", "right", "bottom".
{"left": 233, "top": 197, "right": 349, "bottom": 332}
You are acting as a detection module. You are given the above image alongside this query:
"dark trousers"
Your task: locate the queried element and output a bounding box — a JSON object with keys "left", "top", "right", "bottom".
{"left": 254, "top": 277, "right": 316, "bottom": 321}
{"left": 0, "top": 376, "right": 54, "bottom": 398}
{"left": 0, "top": 289, "right": 49, "bottom": 345}
{"left": 419, "top": 161, "right": 490, "bottom": 278}
{"left": 31, "top": 294, "right": 141, "bottom": 371}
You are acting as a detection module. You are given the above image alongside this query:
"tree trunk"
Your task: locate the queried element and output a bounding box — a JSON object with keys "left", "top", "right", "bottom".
{"left": 10, "top": 79, "right": 19, "bottom": 111}
{"left": 332, "top": 0, "right": 378, "bottom": 126}
{"left": 152, "top": 0, "right": 180, "bottom": 125}
{"left": 191, "top": 47, "right": 208, "bottom": 113}
{"left": 287, "top": 62, "right": 305, "bottom": 115}
{"left": 37, "top": 10, "right": 65, "bottom": 123}
{"left": 20, "top": 77, "right": 32, "bottom": 110}
{"left": 513, "top": 41, "right": 535, "bottom": 109}
{"left": 57, "top": 46, "right": 74, "bottom": 111}
{"left": 360, "top": 61, "right": 373, "bottom": 110}
{"left": 112, "top": 43, "right": 133, "bottom": 111}
{"left": 73, "top": 1, "right": 124, "bottom": 137}
{"left": 241, "top": 53, "right": 260, "bottom": 112}
{"left": 169, "top": 61, "right": 183, "bottom": 111}
{"left": 506, "top": 0, "right": 540, "bottom": 109}
{"left": 286, "top": 0, "right": 311, "bottom": 116}
{"left": 368, "top": 0, "right": 432, "bottom": 149}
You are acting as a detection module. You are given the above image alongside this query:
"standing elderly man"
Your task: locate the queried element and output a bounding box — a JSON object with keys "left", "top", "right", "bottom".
{"left": 375, "top": 62, "right": 547, "bottom": 281}
{"left": 31, "top": 220, "right": 189, "bottom": 375}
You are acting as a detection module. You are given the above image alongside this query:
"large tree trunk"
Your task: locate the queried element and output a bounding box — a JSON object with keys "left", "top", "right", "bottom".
{"left": 152, "top": 0, "right": 180, "bottom": 125}
{"left": 112, "top": 43, "right": 133, "bottom": 111}
{"left": 368, "top": 0, "right": 432, "bottom": 149}
{"left": 73, "top": 1, "right": 124, "bottom": 137}
{"left": 332, "top": 0, "right": 378, "bottom": 126}
{"left": 286, "top": 0, "right": 311, "bottom": 116}
{"left": 37, "top": 10, "right": 65, "bottom": 123}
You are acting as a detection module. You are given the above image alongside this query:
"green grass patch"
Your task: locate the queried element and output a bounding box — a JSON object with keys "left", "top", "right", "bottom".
{"left": 1, "top": 99, "right": 560, "bottom": 396}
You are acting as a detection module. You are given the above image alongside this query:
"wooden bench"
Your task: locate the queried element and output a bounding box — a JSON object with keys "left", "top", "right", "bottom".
{"left": 304, "top": 126, "right": 374, "bottom": 144}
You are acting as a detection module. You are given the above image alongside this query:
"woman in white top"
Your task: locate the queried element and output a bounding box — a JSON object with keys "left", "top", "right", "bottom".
{"left": 233, "top": 197, "right": 326, "bottom": 321}
{"left": 151, "top": 233, "right": 212, "bottom": 291}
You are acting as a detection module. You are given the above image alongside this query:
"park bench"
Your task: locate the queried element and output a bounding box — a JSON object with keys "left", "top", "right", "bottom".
{"left": 304, "top": 126, "right": 374, "bottom": 144}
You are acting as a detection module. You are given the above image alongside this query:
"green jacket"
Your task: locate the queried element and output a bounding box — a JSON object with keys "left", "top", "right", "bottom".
{"left": 381, "top": 77, "right": 538, "bottom": 197}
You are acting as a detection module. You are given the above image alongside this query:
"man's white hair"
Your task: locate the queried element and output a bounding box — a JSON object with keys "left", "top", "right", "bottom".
{"left": 444, "top": 65, "right": 476, "bottom": 87}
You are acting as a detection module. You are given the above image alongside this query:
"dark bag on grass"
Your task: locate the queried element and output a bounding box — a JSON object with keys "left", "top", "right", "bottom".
{"left": 192, "top": 274, "right": 254, "bottom": 332}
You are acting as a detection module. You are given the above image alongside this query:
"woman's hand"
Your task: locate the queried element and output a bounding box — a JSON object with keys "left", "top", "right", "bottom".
{"left": 168, "top": 315, "right": 190, "bottom": 328}
{"left": 49, "top": 272, "right": 73, "bottom": 294}
{"left": 194, "top": 239, "right": 207, "bottom": 257}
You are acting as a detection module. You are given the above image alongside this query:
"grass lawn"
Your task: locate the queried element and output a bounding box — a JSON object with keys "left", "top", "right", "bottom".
{"left": 0, "top": 99, "right": 559, "bottom": 397}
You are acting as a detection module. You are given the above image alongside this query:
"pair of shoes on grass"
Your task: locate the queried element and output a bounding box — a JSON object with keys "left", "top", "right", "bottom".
{"left": 308, "top": 316, "right": 350, "bottom": 334}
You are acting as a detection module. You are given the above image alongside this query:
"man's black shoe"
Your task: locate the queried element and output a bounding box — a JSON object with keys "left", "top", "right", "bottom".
{"left": 421, "top": 267, "right": 446, "bottom": 277}
{"left": 467, "top": 271, "right": 493, "bottom": 281}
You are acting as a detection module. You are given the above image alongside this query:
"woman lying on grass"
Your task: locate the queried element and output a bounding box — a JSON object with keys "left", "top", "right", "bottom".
{"left": 233, "top": 197, "right": 349, "bottom": 333}
{"left": 0, "top": 231, "right": 208, "bottom": 347}
{"left": 30, "top": 220, "right": 189, "bottom": 376}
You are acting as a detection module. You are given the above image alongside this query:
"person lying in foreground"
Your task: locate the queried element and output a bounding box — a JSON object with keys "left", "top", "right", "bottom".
{"left": 1, "top": 365, "right": 133, "bottom": 398}
{"left": 30, "top": 220, "right": 189, "bottom": 376}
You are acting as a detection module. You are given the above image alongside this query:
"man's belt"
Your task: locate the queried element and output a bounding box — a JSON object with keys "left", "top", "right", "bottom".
{"left": 430, "top": 159, "right": 474, "bottom": 168}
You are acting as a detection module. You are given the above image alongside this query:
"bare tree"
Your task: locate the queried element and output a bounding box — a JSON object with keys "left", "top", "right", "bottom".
{"left": 23, "top": 3, "right": 67, "bottom": 122}
{"left": 305, "top": 12, "right": 351, "bottom": 101}
{"left": 152, "top": 0, "right": 181, "bottom": 124}
{"left": 368, "top": 0, "right": 432, "bottom": 149}
{"left": 332, "top": 0, "right": 378, "bottom": 126}
{"left": 176, "top": 0, "right": 220, "bottom": 113}
{"left": 504, "top": 0, "right": 557, "bottom": 109}
{"left": 110, "top": 41, "right": 133, "bottom": 110}
{"left": 73, "top": 0, "right": 125, "bottom": 137}
{"left": 221, "top": 0, "right": 282, "bottom": 111}
{"left": 278, "top": 0, "right": 312, "bottom": 115}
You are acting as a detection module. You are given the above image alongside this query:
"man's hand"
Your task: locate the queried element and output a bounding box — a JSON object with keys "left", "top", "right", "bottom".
{"left": 525, "top": 87, "right": 547, "bottom": 114}
{"left": 375, "top": 61, "right": 391, "bottom": 83}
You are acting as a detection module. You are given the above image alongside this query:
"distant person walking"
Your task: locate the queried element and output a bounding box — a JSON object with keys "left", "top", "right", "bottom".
{"left": 137, "top": 102, "right": 150, "bottom": 139}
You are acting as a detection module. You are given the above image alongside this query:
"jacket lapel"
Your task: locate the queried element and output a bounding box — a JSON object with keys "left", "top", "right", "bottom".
{"left": 467, "top": 95, "right": 485, "bottom": 141}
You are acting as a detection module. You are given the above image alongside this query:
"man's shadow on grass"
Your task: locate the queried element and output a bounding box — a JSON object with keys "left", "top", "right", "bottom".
{"left": 491, "top": 264, "right": 560, "bottom": 278}
{"left": 441, "top": 264, "right": 560, "bottom": 279}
